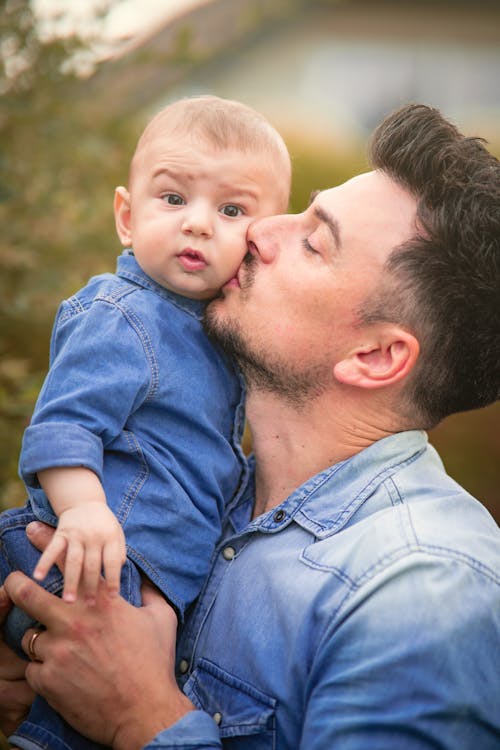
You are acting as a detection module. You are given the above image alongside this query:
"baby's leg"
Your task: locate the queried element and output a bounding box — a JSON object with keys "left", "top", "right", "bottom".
{"left": 0, "top": 504, "right": 61, "bottom": 657}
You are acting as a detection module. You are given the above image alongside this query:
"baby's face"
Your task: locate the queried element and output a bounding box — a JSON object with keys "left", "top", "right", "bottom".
{"left": 114, "top": 131, "right": 288, "bottom": 299}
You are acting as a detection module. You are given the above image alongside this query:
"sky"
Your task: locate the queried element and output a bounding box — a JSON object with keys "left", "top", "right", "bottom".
{"left": 33, "top": 0, "right": 212, "bottom": 43}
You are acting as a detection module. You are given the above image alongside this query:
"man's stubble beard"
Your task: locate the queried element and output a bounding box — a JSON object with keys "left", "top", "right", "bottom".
{"left": 203, "top": 255, "right": 332, "bottom": 408}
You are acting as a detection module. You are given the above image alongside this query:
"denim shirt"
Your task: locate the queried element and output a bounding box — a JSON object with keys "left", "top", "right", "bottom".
{"left": 146, "top": 430, "right": 500, "bottom": 749}
{"left": 19, "top": 251, "right": 247, "bottom": 615}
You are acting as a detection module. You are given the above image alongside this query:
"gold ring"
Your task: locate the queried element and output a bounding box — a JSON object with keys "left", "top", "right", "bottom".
{"left": 27, "top": 629, "right": 43, "bottom": 662}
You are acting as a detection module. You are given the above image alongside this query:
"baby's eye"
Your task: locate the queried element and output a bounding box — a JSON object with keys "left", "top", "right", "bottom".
{"left": 220, "top": 204, "right": 243, "bottom": 218}
{"left": 162, "top": 193, "right": 185, "bottom": 205}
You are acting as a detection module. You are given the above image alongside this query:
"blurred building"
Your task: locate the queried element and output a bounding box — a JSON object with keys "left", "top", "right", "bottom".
{"left": 92, "top": 0, "right": 500, "bottom": 151}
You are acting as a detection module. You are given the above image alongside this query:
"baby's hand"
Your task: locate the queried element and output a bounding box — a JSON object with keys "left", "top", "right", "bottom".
{"left": 33, "top": 503, "right": 126, "bottom": 604}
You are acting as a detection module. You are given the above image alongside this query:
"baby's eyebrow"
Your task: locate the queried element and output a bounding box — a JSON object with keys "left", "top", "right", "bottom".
{"left": 313, "top": 205, "right": 342, "bottom": 251}
{"left": 152, "top": 167, "right": 181, "bottom": 181}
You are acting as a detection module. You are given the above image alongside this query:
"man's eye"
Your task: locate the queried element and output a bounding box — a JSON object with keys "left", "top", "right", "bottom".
{"left": 162, "top": 193, "right": 185, "bottom": 205}
{"left": 302, "top": 237, "right": 319, "bottom": 255}
{"left": 221, "top": 204, "right": 243, "bottom": 217}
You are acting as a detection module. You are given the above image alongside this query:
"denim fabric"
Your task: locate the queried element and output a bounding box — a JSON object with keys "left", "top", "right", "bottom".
{"left": 0, "top": 506, "right": 142, "bottom": 658}
{"left": 18, "top": 250, "right": 247, "bottom": 615}
{"left": 10, "top": 693, "right": 110, "bottom": 750}
{"left": 3, "top": 250, "right": 247, "bottom": 750}
{"left": 146, "top": 431, "right": 500, "bottom": 749}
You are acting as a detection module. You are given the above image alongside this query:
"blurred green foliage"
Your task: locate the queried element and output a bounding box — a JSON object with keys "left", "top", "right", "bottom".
{"left": 0, "top": 0, "right": 141, "bottom": 510}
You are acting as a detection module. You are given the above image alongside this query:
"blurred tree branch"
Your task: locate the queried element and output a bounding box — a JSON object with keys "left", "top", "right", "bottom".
{"left": 0, "top": 0, "right": 134, "bottom": 508}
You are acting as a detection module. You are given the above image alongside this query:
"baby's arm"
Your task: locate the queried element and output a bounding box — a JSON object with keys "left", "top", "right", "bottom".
{"left": 33, "top": 467, "right": 126, "bottom": 604}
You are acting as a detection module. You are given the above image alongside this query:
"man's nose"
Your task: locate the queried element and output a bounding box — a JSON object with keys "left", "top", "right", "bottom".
{"left": 181, "top": 202, "right": 213, "bottom": 238}
{"left": 247, "top": 213, "right": 292, "bottom": 263}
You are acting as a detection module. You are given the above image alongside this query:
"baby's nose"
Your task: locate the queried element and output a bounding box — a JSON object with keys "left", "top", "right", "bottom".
{"left": 181, "top": 203, "right": 213, "bottom": 237}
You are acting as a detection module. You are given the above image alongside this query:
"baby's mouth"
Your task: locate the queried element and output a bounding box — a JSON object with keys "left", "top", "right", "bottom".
{"left": 178, "top": 248, "right": 207, "bottom": 271}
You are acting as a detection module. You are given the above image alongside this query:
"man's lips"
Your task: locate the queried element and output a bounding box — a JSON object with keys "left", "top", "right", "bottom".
{"left": 177, "top": 248, "right": 207, "bottom": 271}
{"left": 223, "top": 274, "right": 240, "bottom": 290}
{"left": 223, "top": 249, "right": 254, "bottom": 291}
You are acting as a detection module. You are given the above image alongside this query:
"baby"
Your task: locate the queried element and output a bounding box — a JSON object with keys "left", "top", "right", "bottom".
{"left": 0, "top": 95, "right": 291, "bottom": 750}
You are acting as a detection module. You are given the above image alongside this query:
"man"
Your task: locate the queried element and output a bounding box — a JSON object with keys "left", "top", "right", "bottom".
{"left": 1, "top": 103, "right": 499, "bottom": 749}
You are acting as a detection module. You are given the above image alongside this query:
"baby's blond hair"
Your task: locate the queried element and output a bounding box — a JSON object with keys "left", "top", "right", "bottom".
{"left": 131, "top": 95, "right": 291, "bottom": 211}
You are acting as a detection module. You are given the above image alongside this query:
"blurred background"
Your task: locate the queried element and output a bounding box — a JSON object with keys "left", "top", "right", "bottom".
{"left": 1, "top": 0, "right": 499, "bottom": 527}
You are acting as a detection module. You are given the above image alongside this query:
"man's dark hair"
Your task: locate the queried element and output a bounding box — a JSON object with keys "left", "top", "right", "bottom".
{"left": 363, "top": 103, "right": 500, "bottom": 427}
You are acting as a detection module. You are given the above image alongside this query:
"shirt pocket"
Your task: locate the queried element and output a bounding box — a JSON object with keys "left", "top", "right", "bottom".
{"left": 184, "top": 658, "right": 276, "bottom": 749}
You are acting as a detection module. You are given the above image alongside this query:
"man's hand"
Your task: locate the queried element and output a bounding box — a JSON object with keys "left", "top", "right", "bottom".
{"left": 0, "top": 586, "right": 35, "bottom": 739}
{"left": 33, "top": 502, "right": 126, "bottom": 604}
{"left": 5, "top": 541, "right": 194, "bottom": 750}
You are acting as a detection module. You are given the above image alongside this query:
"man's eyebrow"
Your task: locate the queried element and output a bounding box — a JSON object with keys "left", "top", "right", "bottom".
{"left": 313, "top": 205, "right": 342, "bottom": 250}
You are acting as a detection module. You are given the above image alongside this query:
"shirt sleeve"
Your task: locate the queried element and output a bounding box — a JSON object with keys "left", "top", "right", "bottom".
{"left": 299, "top": 553, "right": 500, "bottom": 749}
{"left": 144, "top": 711, "right": 221, "bottom": 749}
{"left": 20, "top": 297, "right": 153, "bottom": 487}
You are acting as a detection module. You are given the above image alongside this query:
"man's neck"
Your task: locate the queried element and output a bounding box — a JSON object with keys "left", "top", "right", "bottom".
{"left": 247, "top": 388, "right": 401, "bottom": 518}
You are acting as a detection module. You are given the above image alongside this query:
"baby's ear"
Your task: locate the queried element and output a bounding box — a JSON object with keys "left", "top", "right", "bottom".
{"left": 333, "top": 325, "right": 419, "bottom": 389}
{"left": 114, "top": 186, "right": 132, "bottom": 246}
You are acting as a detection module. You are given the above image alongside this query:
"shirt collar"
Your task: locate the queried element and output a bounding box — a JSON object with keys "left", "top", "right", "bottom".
{"left": 115, "top": 249, "right": 208, "bottom": 320}
{"left": 230, "top": 431, "right": 429, "bottom": 537}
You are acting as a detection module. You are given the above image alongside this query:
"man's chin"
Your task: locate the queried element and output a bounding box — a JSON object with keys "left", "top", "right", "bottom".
{"left": 203, "top": 296, "right": 226, "bottom": 338}
{"left": 202, "top": 301, "right": 243, "bottom": 359}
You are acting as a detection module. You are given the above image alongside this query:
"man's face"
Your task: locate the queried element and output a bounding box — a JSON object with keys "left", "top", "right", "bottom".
{"left": 205, "top": 170, "right": 417, "bottom": 401}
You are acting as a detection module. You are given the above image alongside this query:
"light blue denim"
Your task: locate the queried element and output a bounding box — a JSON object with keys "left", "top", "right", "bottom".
{"left": 1, "top": 250, "right": 247, "bottom": 750}
{"left": 145, "top": 431, "right": 500, "bottom": 749}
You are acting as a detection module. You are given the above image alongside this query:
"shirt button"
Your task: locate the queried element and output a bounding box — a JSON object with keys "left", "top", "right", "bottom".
{"left": 178, "top": 659, "right": 189, "bottom": 674}
{"left": 222, "top": 546, "right": 236, "bottom": 561}
{"left": 213, "top": 712, "right": 223, "bottom": 725}
{"left": 273, "top": 509, "right": 286, "bottom": 522}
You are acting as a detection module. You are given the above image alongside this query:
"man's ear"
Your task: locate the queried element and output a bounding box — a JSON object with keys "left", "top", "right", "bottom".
{"left": 114, "top": 186, "right": 132, "bottom": 246}
{"left": 333, "top": 326, "right": 419, "bottom": 389}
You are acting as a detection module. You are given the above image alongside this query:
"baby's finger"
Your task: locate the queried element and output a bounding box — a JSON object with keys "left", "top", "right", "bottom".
{"left": 102, "top": 542, "right": 125, "bottom": 597}
{"left": 82, "top": 546, "right": 102, "bottom": 604}
{"left": 62, "top": 541, "right": 84, "bottom": 603}
{"left": 33, "top": 535, "right": 68, "bottom": 581}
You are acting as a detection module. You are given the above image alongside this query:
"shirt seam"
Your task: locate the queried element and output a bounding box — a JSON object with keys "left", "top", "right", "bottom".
{"left": 339, "top": 544, "right": 499, "bottom": 620}
{"left": 310, "top": 543, "right": 500, "bottom": 665}
{"left": 297, "top": 446, "right": 426, "bottom": 534}
{"left": 94, "top": 294, "right": 159, "bottom": 401}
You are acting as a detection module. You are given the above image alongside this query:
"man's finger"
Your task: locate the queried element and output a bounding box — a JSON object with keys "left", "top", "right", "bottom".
{"left": 140, "top": 578, "right": 167, "bottom": 607}
{"left": 140, "top": 580, "right": 178, "bottom": 631}
{"left": 0, "top": 584, "right": 12, "bottom": 621}
{"left": 21, "top": 627, "right": 46, "bottom": 664}
{"left": 26, "top": 521, "right": 55, "bottom": 552}
{"left": 0, "top": 679, "right": 35, "bottom": 738}
{"left": 4, "top": 571, "right": 65, "bottom": 630}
